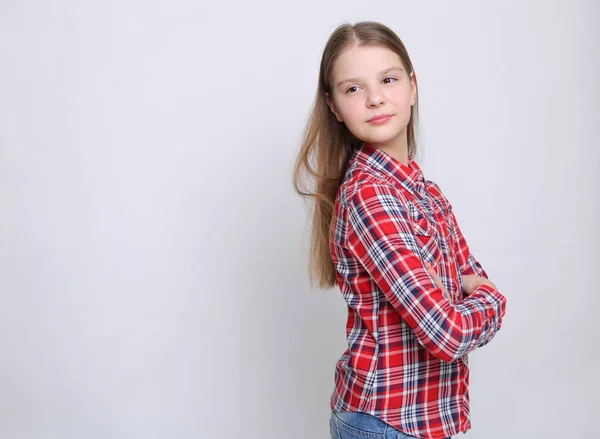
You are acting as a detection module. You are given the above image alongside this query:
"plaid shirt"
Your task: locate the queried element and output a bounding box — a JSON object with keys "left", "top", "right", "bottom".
{"left": 329, "top": 142, "right": 506, "bottom": 439}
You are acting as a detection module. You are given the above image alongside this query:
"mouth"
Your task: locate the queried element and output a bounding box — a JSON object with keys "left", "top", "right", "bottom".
{"left": 367, "top": 114, "right": 393, "bottom": 124}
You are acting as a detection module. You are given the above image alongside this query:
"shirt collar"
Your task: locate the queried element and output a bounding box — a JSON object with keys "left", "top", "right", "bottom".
{"left": 352, "top": 142, "right": 425, "bottom": 194}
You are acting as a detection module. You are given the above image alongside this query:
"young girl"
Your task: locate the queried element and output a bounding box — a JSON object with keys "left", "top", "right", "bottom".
{"left": 293, "top": 22, "right": 507, "bottom": 439}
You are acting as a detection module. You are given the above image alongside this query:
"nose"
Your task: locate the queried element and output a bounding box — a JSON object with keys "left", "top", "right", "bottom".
{"left": 366, "top": 86, "right": 385, "bottom": 107}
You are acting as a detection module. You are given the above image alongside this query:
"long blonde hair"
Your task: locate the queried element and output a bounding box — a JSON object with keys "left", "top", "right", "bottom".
{"left": 292, "top": 21, "right": 420, "bottom": 289}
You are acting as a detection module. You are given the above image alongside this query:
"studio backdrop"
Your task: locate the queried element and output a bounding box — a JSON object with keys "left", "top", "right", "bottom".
{"left": 0, "top": 1, "right": 598, "bottom": 438}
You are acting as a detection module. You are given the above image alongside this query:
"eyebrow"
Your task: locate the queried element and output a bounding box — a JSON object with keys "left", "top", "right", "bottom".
{"left": 335, "top": 66, "right": 405, "bottom": 88}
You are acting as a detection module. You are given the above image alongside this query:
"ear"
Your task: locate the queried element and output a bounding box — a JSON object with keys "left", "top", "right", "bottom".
{"left": 325, "top": 92, "right": 343, "bottom": 122}
{"left": 409, "top": 72, "right": 417, "bottom": 106}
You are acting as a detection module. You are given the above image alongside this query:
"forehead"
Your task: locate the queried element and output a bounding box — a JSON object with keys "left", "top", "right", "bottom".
{"left": 332, "top": 45, "right": 403, "bottom": 80}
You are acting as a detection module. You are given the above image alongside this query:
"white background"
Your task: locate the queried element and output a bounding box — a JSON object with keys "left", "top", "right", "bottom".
{"left": 1, "top": 1, "right": 598, "bottom": 438}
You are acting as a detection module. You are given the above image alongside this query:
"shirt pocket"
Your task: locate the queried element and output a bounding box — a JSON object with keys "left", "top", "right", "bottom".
{"left": 410, "top": 212, "right": 442, "bottom": 266}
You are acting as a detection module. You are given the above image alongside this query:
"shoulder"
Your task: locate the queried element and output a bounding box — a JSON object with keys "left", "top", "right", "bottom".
{"left": 340, "top": 168, "right": 406, "bottom": 208}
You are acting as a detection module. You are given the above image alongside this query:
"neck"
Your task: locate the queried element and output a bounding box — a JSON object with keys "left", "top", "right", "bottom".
{"left": 371, "top": 135, "right": 409, "bottom": 166}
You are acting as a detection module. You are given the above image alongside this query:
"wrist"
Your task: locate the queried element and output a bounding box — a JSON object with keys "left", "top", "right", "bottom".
{"left": 481, "top": 279, "right": 497, "bottom": 290}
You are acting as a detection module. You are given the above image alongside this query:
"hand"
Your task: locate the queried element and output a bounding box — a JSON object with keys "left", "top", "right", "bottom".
{"left": 424, "top": 262, "right": 450, "bottom": 299}
{"left": 461, "top": 274, "right": 497, "bottom": 296}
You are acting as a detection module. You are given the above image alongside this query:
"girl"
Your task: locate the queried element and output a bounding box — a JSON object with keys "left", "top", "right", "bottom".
{"left": 293, "top": 22, "right": 507, "bottom": 439}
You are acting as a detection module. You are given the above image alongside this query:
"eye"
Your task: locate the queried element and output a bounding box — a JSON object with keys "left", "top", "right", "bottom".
{"left": 345, "top": 86, "right": 360, "bottom": 94}
{"left": 383, "top": 77, "right": 397, "bottom": 84}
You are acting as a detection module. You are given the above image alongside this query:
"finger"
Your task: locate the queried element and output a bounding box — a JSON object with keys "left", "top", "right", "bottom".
{"left": 424, "top": 262, "right": 436, "bottom": 276}
{"left": 424, "top": 264, "right": 442, "bottom": 288}
{"left": 425, "top": 264, "right": 449, "bottom": 297}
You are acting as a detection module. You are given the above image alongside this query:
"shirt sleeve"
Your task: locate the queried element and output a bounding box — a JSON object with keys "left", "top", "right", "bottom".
{"left": 345, "top": 180, "right": 506, "bottom": 362}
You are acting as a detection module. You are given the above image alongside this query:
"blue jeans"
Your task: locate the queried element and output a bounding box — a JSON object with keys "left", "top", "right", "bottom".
{"left": 330, "top": 411, "right": 451, "bottom": 439}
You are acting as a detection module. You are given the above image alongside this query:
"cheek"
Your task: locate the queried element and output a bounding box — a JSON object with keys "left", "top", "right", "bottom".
{"left": 338, "top": 100, "right": 364, "bottom": 125}
{"left": 387, "top": 86, "right": 410, "bottom": 104}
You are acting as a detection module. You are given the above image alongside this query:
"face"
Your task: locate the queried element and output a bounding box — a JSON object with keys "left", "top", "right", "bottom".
{"left": 325, "top": 44, "right": 417, "bottom": 155}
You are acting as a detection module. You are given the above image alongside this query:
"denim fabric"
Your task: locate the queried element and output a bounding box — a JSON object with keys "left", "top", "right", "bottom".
{"left": 330, "top": 411, "right": 451, "bottom": 439}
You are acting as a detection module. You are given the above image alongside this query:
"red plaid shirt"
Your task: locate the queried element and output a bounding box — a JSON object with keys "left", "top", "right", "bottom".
{"left": 329, "top": 142, "right": 507, "bottom": 439}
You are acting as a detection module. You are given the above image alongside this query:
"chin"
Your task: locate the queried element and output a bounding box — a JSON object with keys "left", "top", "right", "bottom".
{"left": 366, "top": 127, "right": 405, "bottom": 144}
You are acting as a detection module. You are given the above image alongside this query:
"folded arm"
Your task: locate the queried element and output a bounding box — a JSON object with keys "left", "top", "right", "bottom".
{"left": 345, "top": 180, "right": 506, "bottom": 362}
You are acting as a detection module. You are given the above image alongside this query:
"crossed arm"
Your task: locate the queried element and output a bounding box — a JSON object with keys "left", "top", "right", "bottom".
{"left": 345, "top": 180, "right": 507, "bottom": 362}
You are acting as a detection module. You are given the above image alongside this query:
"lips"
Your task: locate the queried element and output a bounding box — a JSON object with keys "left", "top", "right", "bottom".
{"left": 367, "top": 114, "right": 393, "bottom": 125}
{"left": 367, "top": 114, "right": 392, "bottom": 122}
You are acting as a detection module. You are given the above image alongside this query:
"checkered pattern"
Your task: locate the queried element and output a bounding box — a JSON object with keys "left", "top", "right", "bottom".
{"left": 329, "top": 142, "right": 506, "bottom": 439}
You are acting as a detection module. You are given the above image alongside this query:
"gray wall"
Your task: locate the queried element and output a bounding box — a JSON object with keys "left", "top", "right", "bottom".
{"left": 1, "top": 0, "right": 598, "bottom": 438}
